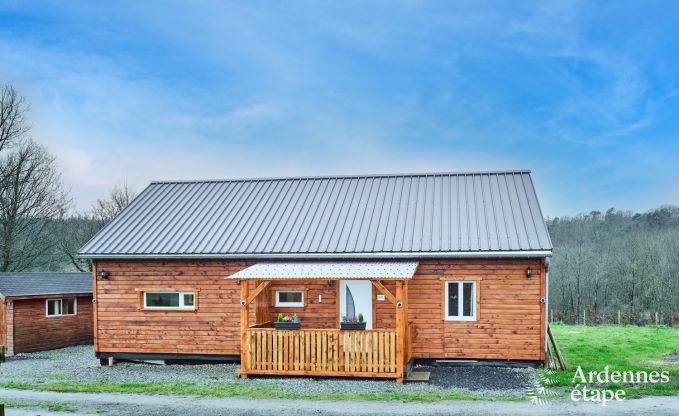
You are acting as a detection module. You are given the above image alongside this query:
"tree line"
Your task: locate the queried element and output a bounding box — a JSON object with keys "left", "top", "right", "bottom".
{"left": 548, "top": 206, "right": 679, "bottom": 326}
{"left": 1, "top": 85, "right": 678, "bottom": 325}
{"left": 0, "top": 85, "right": 134, "bottom": 273}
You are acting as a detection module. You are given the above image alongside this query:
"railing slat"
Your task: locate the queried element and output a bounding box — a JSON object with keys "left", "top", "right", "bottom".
{"left": 246, "top": 329, "right": 399, "bottom": 377}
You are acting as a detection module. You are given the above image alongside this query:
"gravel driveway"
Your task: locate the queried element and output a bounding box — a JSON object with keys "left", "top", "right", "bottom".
{"left": 0, "top": 345, "right": 535, "bottom": 397}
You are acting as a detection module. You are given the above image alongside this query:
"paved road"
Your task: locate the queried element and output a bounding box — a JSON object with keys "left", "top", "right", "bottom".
{"left": 0, "top": 388, "right": 677, "bottom": 416}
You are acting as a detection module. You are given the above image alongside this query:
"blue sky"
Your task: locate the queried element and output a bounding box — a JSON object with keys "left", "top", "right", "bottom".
{"left": 1, "top": 1, "right": 678, "bottom": 216}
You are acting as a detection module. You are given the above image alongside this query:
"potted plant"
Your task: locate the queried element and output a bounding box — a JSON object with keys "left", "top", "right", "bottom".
{"left": 340, "top": 313, "right": 366, "bottom": 330}
{"left": 274, "top": 313, "right": 301, "bottom": 330}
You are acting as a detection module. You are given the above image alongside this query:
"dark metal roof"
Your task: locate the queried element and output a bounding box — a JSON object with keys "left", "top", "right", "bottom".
{"left": 79, "top": 171, "right": 552, "bottom": 258}
{"left": 0, "top": 272, "right": 92, "bottom": 297}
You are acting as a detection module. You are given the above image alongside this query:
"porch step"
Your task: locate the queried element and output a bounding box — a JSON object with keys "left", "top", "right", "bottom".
{"left": 405, "top": 371, "right": 430, "bottom": 382}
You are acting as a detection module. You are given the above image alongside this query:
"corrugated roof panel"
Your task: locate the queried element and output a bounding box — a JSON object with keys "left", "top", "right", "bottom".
{"left": 480, "top": 174, "right": 498, "bottom": 251}
{"left": 79, "top": 171, "right": 552, "bottom": 257}
{"left": 476, "top": 174, "right": 490, "bottom": 251}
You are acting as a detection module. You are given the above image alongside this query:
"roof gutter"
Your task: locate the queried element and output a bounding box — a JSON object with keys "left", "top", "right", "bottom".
{"left": 79, "top": 250, "right": 552, "bottom": 260}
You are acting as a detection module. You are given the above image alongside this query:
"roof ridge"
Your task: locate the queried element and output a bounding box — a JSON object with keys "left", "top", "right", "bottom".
{"left": 150, "top": 170, "right": 532, "bottom": 185}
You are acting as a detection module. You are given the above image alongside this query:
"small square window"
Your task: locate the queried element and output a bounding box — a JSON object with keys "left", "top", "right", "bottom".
{"left": 63, "top": 298, "right": 76, "bottom": 315}
{"left": 47, "top": 299, "right": 61, "bottom": 316}
{"left": 445, "top": 281, "right": 476, "bottom": 321}
{"left": 46, "top": 298, "right": 77, "bottom": 317}
{"left": 183, "top": 293, "right": 195, "bottom": 307}
{"left": 275, "top": 290, "right": 304, "bottom": 307}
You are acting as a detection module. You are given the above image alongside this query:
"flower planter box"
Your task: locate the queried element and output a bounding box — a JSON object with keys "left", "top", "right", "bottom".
{"left": 340, "top": 322, "right": 366, "bottom": 330}
{"left": 274, "top": 321, "right": 301, "bottom": 330}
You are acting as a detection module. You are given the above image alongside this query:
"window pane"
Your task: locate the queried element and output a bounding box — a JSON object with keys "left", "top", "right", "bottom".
{"left": 183, "top": 293, "right": 194, "bottom": 307}
{"left": 63, "top": 298, "right": 76, "bottom": 315}
{"left": 278, "top": 292, "right": 302, "bottom": 303}
{"left": 462, "top": 283, "right": 474, "bottom": 316}
{"left": 447, "top": 283, "right": 459, "bottom": 317}
{"left": 47, "top": 299, "right": 61, "bottom": 316}
{"left": 146, "top": 293, "right": 180, "bottom": 307}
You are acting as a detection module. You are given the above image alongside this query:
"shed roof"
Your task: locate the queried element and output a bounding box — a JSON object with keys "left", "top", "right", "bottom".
{"left": 228, "top": 261, "right": 418, "bottom": 280}
{"left": 79, "top": 171, "right": 552, "bottom": 259}
{"left": 0, "top": 272, "right": 92, "bottom": 298}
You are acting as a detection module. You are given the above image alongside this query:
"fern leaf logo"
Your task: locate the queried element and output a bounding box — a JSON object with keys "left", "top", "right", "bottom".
{"left": 526, "top": 370, "right": 558, "bottom": 405}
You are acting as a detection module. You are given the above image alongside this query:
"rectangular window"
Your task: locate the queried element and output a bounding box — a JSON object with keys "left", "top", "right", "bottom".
{"left": 275, "top": 290, "right": 304, "bottom": 307}
{"left": 445, "top": 281, "right": 476, "bottom": 321}
{"left": 46, "top": 298, "right": 77, "bottom": 317}
{"left": 143, "top": 292, "right": 195, "bottom": 310}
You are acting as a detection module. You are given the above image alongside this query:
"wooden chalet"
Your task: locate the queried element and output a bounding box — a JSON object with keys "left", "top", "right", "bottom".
{"left": 79, "top": 171, "right": 552, "bottom": 382}
{"left": 0, "top": 272, "right": 93, "bottom": 355}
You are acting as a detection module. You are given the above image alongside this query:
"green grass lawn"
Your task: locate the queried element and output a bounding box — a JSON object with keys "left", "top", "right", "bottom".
{"left": 548, "top": 324, "right": 679, "bottom": 396}
{"left": 0, "top": 381, "right": 522, "bottom": 403}
{"left": 0, "top": 399, "right": 77, "bottom": 412}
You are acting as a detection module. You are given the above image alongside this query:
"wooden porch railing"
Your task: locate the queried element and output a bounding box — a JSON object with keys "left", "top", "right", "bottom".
{"left": 244, "top": 328, "right": 399, "bottom": 378}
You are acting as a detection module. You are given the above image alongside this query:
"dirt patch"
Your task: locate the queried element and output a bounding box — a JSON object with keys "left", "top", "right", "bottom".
{"left": 648, "top": 351, "right": 679, "bottom": 369}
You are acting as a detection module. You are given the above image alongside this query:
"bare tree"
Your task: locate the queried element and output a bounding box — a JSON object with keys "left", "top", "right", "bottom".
{"left": 55, "top": 213, "right": 98, "bottom": 272}
{"left": 0, "top": 85, "right": 30, "bottom": 154}
{"left": 0, "top": 141, "right": 71, "bottom": 271}
{"left": 90, "top": 182, "right": 136, "bottom": 228}
{"left": 55, "top": 182, "right": 136, "bottom": 271}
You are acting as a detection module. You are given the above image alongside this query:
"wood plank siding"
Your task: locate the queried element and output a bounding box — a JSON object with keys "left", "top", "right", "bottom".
{"left": 409, "top": 258, "right": 545, "bottom": 361}
{"left": 0, "top": 300, "right": 5, "bottom": 350}
{"left": 94, "top": 260, "right": 253, "bottom": 355}
{"left": 93, "top": 258, "right": 545, "bottom": 361}
{"left": 4, "top": 295, "right": 94, "bottom": 354}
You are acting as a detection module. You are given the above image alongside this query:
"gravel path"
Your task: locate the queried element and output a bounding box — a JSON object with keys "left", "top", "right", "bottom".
{"left": 1, "top": 388, "right": 678, "bottom": 416}
{"left": 0, "top": 345, "right": 535, "bottom": 397}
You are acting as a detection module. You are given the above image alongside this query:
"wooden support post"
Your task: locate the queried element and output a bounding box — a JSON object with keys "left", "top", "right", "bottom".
{"left": 240, "top": 279, "right": 250, "bottom": 378}
{"left": 107, "top": 356, "right": 116, "bottom": 367}
{"left": 0, "top": 345, "right": 4, "bottom": 363}
{"left": 395, "top": 281, "right": 405, "bottom": 383}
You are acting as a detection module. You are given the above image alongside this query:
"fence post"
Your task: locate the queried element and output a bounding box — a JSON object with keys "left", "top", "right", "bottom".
{"left": 618, "top": 310, "right": 621, "bottom": 325}
{"left": 583, "top": 310, "right": 586, "bottom": 326}
{"left": 655, "top": 312, "right": 659, "bottom": 325}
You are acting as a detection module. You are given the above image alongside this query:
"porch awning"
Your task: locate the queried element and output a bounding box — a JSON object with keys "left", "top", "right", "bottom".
{"left": 227, "top": 261, "right": 418, "bottom": 280}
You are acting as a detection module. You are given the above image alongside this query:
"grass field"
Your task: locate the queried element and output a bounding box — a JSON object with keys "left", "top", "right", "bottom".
{"left": 548, "top": 324, "right": 679, "bottom": 396}
{"left": 0, "top": 381, "right": 520, "bottom": 403}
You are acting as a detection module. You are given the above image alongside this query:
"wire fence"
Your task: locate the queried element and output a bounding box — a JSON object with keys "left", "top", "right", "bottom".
{"left": 549, "top": 309, "right": 679, "bottom": 326}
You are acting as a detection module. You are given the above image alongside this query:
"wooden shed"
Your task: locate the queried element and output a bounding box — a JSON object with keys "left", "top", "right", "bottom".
{"left": 0, "top": 272, "right": 93, "bottom": 355}
{"left": 79, "top": 171, "right": 552, "bottom": 382}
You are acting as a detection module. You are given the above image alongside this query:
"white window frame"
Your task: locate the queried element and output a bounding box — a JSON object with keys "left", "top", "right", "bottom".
{"left": 45, "top": 297, "right": 78, "bottom": 317}
{"left": 444, "top": 280, "right": 477, "bottom": 321}
{"left": 143, "top": 291, "right": 195, "bottom": 310}
{"left": 275, "top": 290, "right": 304, "bottom": 307}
